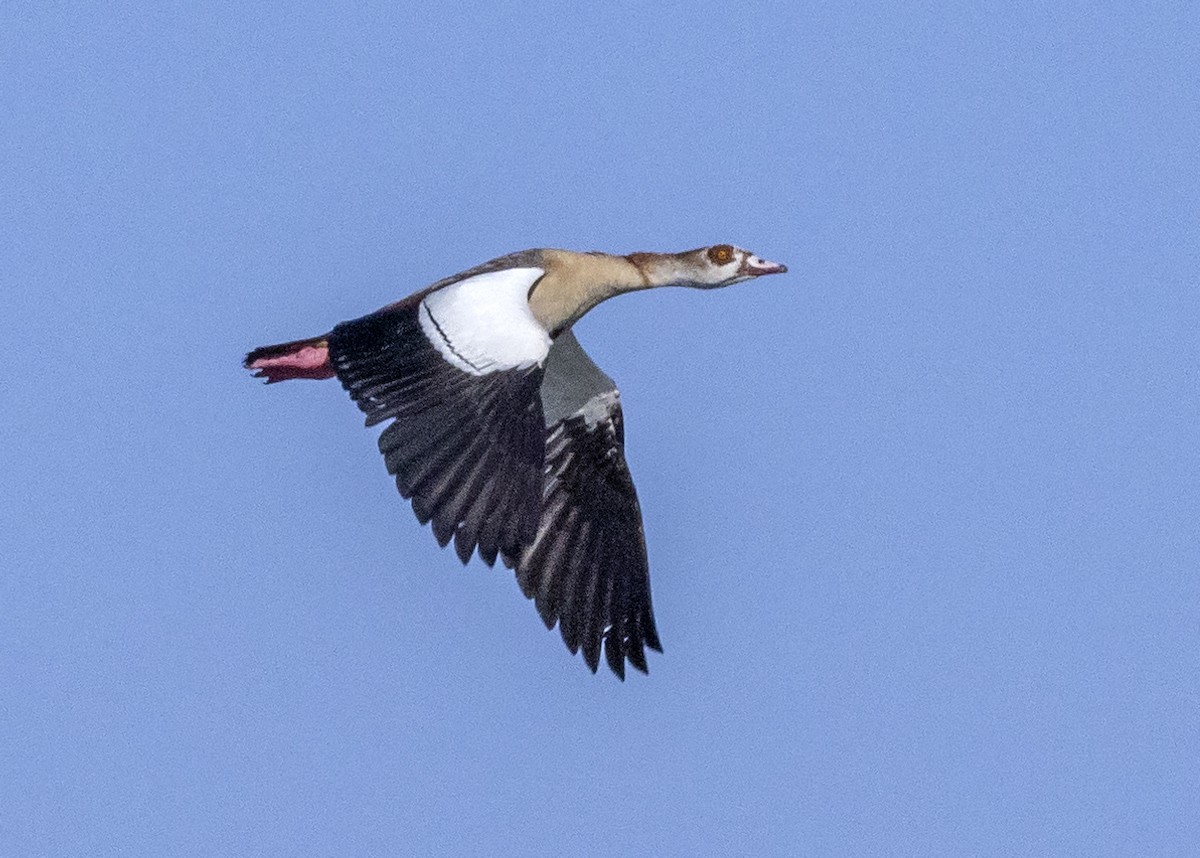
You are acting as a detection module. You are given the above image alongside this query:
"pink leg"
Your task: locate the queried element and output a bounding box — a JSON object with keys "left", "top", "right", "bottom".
{"left": 248, "top": 343, "right": 335, "bottom": 383}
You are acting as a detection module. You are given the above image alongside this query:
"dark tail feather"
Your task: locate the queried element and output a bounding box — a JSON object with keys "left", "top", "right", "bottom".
{"left": 244, "top": 335, "right": 335, "bottom": 383}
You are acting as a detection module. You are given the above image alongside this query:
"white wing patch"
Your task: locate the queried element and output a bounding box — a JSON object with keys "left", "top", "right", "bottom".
{"left": 419, "top": 267, "right": 551, "bottom": 375}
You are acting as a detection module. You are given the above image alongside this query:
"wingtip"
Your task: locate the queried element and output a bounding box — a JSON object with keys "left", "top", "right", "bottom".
{"left": 604, "top": 636, "right": 626, "bottom": 680}
{"left": 453, "top": 529, "right": 476, "bottom": 566}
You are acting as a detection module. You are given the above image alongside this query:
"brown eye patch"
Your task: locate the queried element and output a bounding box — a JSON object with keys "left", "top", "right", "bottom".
{"left": 707, "top": 245, "right": 734, "bottom": 265}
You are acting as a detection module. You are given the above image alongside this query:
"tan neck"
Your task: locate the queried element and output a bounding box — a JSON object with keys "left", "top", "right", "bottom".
{"left": 528, "top": 250, "right": 656, "bottom": 334}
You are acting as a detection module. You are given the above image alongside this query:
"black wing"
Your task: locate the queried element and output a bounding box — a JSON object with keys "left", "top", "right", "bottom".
{"left": 326, "top": 299, "right": 545, "bottom": 565}
{"left": 509, "top": 331, "right": 662, "bottom": 679}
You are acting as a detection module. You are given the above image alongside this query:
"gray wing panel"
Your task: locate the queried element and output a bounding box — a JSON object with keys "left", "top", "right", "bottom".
{"left": 538, "top": 330, "right": 618, "bottom": 429}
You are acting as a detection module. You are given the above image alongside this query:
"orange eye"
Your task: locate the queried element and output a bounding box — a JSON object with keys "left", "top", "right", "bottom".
{"left": 708, "top": 245, "right": 734, "bottom": 265}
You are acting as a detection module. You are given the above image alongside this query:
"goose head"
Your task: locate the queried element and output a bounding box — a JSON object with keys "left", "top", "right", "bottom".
{"left": 628, "top": 244, "right": 787, "bottom": 290}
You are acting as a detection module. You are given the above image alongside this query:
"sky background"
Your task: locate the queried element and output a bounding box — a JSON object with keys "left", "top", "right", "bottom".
{"left": 2, "top": 2, "right": 1198, "bottom": 855}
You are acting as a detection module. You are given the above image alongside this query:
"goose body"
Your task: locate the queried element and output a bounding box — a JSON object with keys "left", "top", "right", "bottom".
{"left": 245, "top": 245, "right": 786, "bottom": 677}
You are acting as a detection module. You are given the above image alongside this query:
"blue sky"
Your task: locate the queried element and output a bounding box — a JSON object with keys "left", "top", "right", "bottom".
{"left": 2, "top": 2, "right": 1198, "bottom": 855}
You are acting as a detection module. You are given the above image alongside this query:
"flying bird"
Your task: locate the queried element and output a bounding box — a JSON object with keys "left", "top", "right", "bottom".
{"left": 245, "top": 245, "right": 787, "bottom": 678}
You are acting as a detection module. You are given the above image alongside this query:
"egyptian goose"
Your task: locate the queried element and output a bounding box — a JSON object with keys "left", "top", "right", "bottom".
{"left": 245, "top": 245, "right": 787, "bottom": 678}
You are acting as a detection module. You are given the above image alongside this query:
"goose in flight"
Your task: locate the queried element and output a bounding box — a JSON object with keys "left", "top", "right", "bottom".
{"left": 245, "top": 245, "right": 787, "bottom": 678}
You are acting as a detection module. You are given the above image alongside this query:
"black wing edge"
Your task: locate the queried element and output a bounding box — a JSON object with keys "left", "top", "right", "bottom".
{"left": 505, "top": 395, "right": 662, "bottom": 680}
